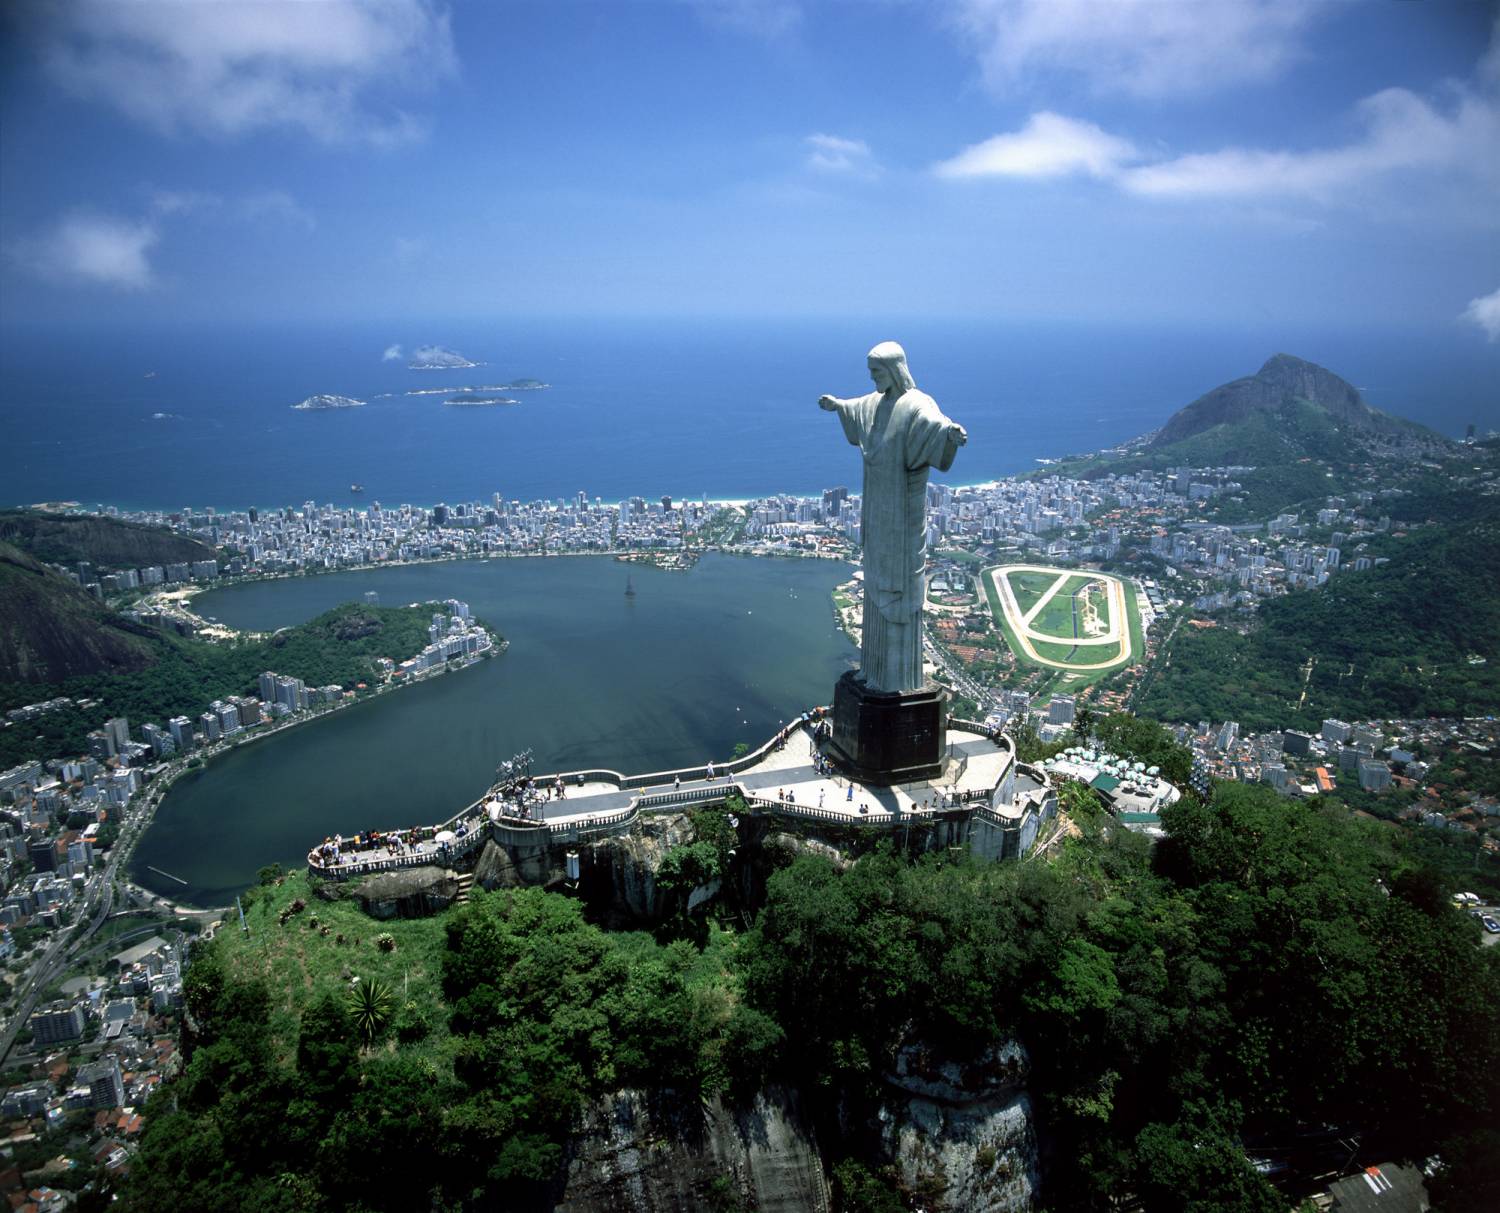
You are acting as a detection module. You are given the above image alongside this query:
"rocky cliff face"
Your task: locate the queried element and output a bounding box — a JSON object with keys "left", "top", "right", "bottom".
{"left": 556, "top": 1086, "right": 830, "bottom": 1212}
{"left": 478, "top": 814, "right": 701, "bottom": 922}
{"left": 588, "top": 814, "right": 696, "bottom": 921}
{"left": 878, "top": 1038, "right": 1038, "bottom": 1213}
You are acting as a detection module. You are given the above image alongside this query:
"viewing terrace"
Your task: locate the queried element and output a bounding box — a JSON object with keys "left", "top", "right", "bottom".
{"left": 308, "top": 712, "right": 1050, "bottom": 880}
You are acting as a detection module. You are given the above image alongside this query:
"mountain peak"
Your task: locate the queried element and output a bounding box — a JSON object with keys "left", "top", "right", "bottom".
{"left": 1150, "top": 353, "right": 1383, "bottom": 451}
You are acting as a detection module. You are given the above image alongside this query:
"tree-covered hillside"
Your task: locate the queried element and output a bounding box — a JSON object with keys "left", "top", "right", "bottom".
{"left": 0, "top": 510, "right": 218, "bottom": 571}
{"left": 0, "top": 603, "right": 472, "bottom": 768}
{"left": 122, "top": 772, "right": 1500, "bottom": 1212}
{"left": 0, "top": 542, "right": 160, "bottom": 684}
{"left": 1139, "top": 499, "right": 1500, "bottom": 730}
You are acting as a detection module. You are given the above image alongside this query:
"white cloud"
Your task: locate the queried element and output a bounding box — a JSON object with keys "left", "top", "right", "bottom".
{"left": 1122, "top": 85, "right": 1500, "bottom": 201}
{"left": 1462, "top": 287, "right": 1500, "bottom": 342}
{"left": 689, "top": 0, "right": 802, "bottom": 40}
{"left": 805, "top": 133, "right": 877, "bottom": 175}
{"left": 8, "top": 212, "right": 159, "bottom": 290}
{"left": 382, "top": 343, "right": 404, "bottom": 361}
{"left": 5, "top": 186, "right": 314, "bottom": 291}
{"left": 947, "top": 0, "right": 1320, "bottom": 97}
{"left": 937, "top": 73, "right": 1500, "bottom": 216}
{"left": 148, "top": 189, "right": 220, "bottom": 217}
{"left": 39, "top": 0, "right": 455, "bottom": 145}
{"left": 934, "top": 112, "right": 1138, "bottom": 180}
{"left": 392, "top": 235, "right": 428, "bottom": 264}
{"left": 239, "top": 189, "right": 316, "bottom": 229}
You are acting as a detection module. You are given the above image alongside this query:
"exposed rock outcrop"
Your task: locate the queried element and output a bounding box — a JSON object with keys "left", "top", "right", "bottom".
{"left": 763, "top": 831, "right": 853, "bottom": 872}
{"left": 557, "top": 1086, "right": 830, "bottom": 1212}
{"left": 472, "top": 838, "right": 527, "bottom": 890}
{"left": 336, "top": 865, "right": 460, "bottom": 919}
{"left": 586, "top": 813, "right": 694, "bottom": 921}
{"left": 879, "top": 1038, "right": 1037, "bottom": 1213}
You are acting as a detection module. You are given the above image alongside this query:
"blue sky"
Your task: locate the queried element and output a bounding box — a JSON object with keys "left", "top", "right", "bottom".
{"left": 1, "top": 0, "right": 1497, "bottom": 338}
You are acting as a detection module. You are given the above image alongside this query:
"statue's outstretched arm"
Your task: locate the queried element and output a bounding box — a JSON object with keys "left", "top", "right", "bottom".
{"left": 820, "top": 394, "right": 865, "bottom": 446}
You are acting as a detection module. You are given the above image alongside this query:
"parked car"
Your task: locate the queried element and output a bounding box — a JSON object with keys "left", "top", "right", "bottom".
{"left": 1481, "top": 915, "right": 1500, "bottom": 935}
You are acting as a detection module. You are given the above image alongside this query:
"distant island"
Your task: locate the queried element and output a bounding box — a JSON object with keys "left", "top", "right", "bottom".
{"left": 405, "top": 381, "right": 547, "bottom": 397}
{"left": 291, "top": 394, "right": 365, "bottom": 411}
{"left": 408, "top": 344, "right": 482, "bottom": 370}
{"left": 445, "top": 394, "right": 520, "bottom": 406}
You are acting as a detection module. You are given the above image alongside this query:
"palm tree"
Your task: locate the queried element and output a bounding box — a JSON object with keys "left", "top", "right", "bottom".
{"left": 347, "top": 975, "right": 395, "bottom": 1045}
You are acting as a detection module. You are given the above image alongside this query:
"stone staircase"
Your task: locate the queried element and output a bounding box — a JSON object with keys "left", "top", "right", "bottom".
{"left": 452, "top": 871, "right": 475, "bottom": 905}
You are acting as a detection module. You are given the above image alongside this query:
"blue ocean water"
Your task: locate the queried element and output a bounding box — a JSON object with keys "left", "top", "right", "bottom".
{"left": 2, "top": 317, "right": 1496, "bottom": 511}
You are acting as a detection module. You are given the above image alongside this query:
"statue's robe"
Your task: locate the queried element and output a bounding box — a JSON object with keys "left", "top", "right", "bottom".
{"left": 832, "top": 388, "right": 963, "bottom": 693}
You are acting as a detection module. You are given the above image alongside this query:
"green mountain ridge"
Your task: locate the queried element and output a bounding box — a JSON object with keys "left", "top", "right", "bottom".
{"left": 0, "top": 509, "right": 218, "bottom": 571}
{"left": 0, "top": 542, "right": 159, "bottom": 684}
{"left": 1146, "top": 352, "right": 1428, "bottom": 452}
{"left": 0, "top": 602, "right": 463, "bottom": 769}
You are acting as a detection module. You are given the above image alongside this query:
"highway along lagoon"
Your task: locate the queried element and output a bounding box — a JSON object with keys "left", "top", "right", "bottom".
{"left": 129, "top": 554, "right": 855, "bottom": 906}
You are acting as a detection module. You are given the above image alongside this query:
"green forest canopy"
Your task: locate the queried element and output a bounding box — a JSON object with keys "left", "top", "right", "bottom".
{"left": 1140, "top": 499, "right": 1500, "bottom": 730}
{"left": 124, "top": 778, "right": 1500, "bottom": 1213}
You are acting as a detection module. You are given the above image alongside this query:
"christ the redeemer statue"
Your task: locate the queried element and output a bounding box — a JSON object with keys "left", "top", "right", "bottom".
{"left": 820, "top": 342, "right": 966, "bottom": 695}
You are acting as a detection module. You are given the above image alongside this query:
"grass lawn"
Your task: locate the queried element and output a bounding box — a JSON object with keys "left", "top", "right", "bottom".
{"left": 1032, "top": 574, "right": 1095, "bottom": 639}
{"left": 215, "top": 869, "right": 454, "bottom": 1066}
{"left": 1032, "top": 639, "right": 1082, "bottom": 663}
{"left": 1006, "top": 570, "right": 1057, "bottom": 617}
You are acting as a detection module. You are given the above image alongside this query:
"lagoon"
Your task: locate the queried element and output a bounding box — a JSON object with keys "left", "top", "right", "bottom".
{"left": 129, "top": 554, "right": 855, "bottom": 906}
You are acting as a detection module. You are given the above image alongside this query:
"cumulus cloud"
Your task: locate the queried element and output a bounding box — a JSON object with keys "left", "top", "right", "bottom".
{"left": 5, "top": 186, "right": 314, "bottom": 291}
{"left": 805, "top": 133, "right": 877, "bottom": 175}
{"left": 382, "top": 343, "right": 404, "bottom": 361}
{"left": 947, "top": 0, "right": 1320, "bottom": 97}
{"left": 38, "top": 0, "right": 455, "bottom": 145}
{"left": 1122, "top": 85, "right": 1500, "bottom": 201}
{"left": 936, "top": 61, "right": 1500, "bottom": 215}
{"left": 8, "top": 211, "right": 159, "bottom": 290}
{"left": 934, "top": 112, "right": 1138, "bottom": 180}
{"left": 1462, "top": 288, "right": 1500, "bottom": 342}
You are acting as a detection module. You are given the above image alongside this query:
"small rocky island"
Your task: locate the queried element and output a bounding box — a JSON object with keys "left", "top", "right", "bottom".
{"left": 292, "top": 394, "right": 365, "bottom": 410}
{"left": 408, "top": 344, "right": 481, "bottom": 370}
{"left": 445, "top": 393, "right": 520, "bottom": 406}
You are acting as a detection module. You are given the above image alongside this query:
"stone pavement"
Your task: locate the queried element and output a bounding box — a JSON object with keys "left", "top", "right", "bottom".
{"left": 505, "top": 727, "right": 1015, "bottom": 828}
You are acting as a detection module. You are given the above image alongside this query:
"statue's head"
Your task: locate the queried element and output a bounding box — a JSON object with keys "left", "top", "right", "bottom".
{"left": 867, "top": 341, "right": 916, "bottom": 393}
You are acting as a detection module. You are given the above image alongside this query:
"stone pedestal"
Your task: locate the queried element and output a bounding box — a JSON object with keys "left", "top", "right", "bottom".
{"left": 828, "top": 670, "right": 947, "bottom": 786}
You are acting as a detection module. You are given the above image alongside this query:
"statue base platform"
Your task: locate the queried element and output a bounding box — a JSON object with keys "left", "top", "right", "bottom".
{"left": 827, "top": 671, "right": 947, "bottom": 786}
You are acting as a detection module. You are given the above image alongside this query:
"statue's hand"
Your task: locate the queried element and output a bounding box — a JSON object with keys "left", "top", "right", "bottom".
{"left": 818, "top": 394, "right": 840, "bottom": 412}
{"left": 952, "top": 424, "right": 968, "bottom": 446}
